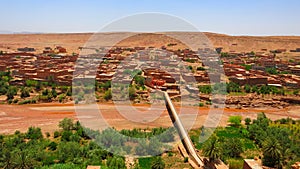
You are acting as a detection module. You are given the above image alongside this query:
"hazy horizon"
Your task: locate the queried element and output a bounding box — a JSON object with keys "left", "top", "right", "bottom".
{"left": 2, "top": 31, "right": 300, "bottom": 37}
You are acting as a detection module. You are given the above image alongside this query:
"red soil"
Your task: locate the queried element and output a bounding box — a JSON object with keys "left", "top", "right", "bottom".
{"left": 0, "top": 103, "right": 298, "bottom": 135}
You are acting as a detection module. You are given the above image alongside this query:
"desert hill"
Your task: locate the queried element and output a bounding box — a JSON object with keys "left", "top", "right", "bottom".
{"left": 1, "top": 32, "right": 300, "bottom": 54}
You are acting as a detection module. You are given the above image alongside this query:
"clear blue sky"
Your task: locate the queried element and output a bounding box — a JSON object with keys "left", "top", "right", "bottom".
{"left": 1, "top": 0, "right": 300, "bottom": 35}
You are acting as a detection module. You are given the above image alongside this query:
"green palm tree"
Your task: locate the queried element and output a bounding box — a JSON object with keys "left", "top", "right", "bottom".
{"left": 280, "top": 148, "right": 294, "bottom": 168}
{"left": 151, "top": 156, "right": 165, "bottom": 169}
{"left": 202, "top": 134, "right": 221, "bottom": 162}
{"left": 107, "top": 156, "right": 126, "bottom": 169}
{"left": 0, "top": 149, "right": 13, "bottom": 169}
{"left": 262, "top": 138, "right": 283, "bottom": 168}
{"left": 13, "top": 149, "right": 36, "bottom": 169}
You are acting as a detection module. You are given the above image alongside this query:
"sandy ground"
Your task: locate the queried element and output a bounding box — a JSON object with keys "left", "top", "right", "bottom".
{"left": 0, "top": 102, "right": 299, "bottom": 134}
{"left": 1, "top": 32, "right": 300, "bottom": 54}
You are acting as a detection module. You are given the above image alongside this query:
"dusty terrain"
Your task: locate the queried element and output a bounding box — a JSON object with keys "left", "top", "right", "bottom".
{"left": 1, "top": 32, "right": 300, "bottom": 54}
{"left": 206, "top": 32, "right": 300, "bottom": 52}
{"left": 0, "top": 103, "right": 299, "bottom": 134}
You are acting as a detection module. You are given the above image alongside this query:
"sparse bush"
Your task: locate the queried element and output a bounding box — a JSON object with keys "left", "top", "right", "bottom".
{"left": 184, "top": 157, "right": 188, "bottom": 163}
{"left": 228, "top": 116, "right": 242, "bottom": 127}
{"left": 45, "top": 132, "right": 50, "bottom": 138}
{"left": 227, "top": 159, "right": 244, "bottom": 169}
{"left": 48, "top": 141, "right": 58, "bottom": 151}
{"left": 53, "top": 131, "right": 61, "bottom": 138}
{"left": 7, "top": 99, "right": 13, "bottom": 104}
{"left": 197, "top": 66, "right": 205, "bottom": 71}
{"left": 199, "top": 102, "right": 204, "bottom": 107}
{"left": 58, "top": 94, "right": 65, "bottom": 103}
{"left": 245, "top": 118, "right": 251, "bottom": 125}
{"left": 104, "top": 89, "right": 112, "bottom": 101}
{"left": 13, "top": 99, "right": 19, "bottom": 104}
{"left": 151, "top": 156, "right": 165, "bottom": 169}
{"left": 107, "top": 156, "right": 126, "bottom": 169}
{"left": 18, "top": 99, "right": 36, "bottom": 105}
{"left": 26, "top": 126, "right": 43, "bottom": 140}
{"left": 6, "top": 86, "right": 18, "bottom": 100}
{"left": 59, "top": 118, "right": 74, "bottom": 131}
{"left": 21, "top": 87, "right": 30, "bottom": 98}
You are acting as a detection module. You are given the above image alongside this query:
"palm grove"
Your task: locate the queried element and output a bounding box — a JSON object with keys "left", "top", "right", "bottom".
{"left": 0, "top": 118, "right": 174, "bottom": 169}
{"left": 190, "top": 113, "right": 300, "bottom": 169}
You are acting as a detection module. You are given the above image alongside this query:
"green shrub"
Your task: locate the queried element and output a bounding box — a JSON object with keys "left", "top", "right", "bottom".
{"left": 26, "top": 126, "right": 43, "bottom": 140}
{"left": 199, "top": 102, "right": 204, "bottom": 107}
{"left": 228, "top": 116, "right": 242, "bottom": 127}
{"left": 245, "top": 118, "right": 251, "bottom": 125}
{"left": 48, "top": 141, "right": 58, "bottom": 151}
{"left": 107, "top": 156, "right": 126, "bottom": 169}
{"left": 184, "top": 157, "right": 188, "bottom": 163}
{"left": 45, "top": 132, "right": 50, "bottom": 138}
{"left": 139, "top": 157, "right": 154, "bottom": 169}
{"left": 197, "top": 67, "right": 206, "bottom": 71}
{"left": 59, "top": 94, "right": 65, "bottom": 103}
{"left": 53, "top": 131, "right": 61, "bottom": 138}
{"left": 13, "top": 99, "right": 19, "bottom": 104}
{"left": 151, "top": 156, "right": 165, "bottom": 169}
{"left": 59, "top": 118, "right": 74, "bottom": 131}
{"left": 18, "top": 99, "right": 36, "bottom": 105}
{"left": 227, "top": 159, "right": 244, "bottom": 169}
{"left": 104, "top": 89, "right": 112, "bottom": 101}
{"left": 7, "top": 99, "right": 13, "bottom": 104}
{"left": 21, "top": 87, "right": 30, "bottom": 98}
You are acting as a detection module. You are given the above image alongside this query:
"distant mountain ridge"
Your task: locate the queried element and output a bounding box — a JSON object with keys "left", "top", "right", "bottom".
{"left": 0, "top": 30, "right": 44, "bottom": 34}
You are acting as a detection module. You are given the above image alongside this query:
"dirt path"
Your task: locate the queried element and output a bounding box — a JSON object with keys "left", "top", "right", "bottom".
{"left": 0, "top": 103, "right": 299, "bottom": 134}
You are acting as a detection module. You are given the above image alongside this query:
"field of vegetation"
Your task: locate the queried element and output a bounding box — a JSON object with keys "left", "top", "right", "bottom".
{"left": 198, "top": 81, "right": 298, "bottom": 96}
{"left": 0, "top": 71, "right": 73, "bottom": 104}
{"left": 0, "top": 113, "right": 299, "bottom": 169}
{"left": 0, "top": 118, "right": 177, "bottom": 169}
{"left": 189, "top": 113, "right": 300, "bottom": 169}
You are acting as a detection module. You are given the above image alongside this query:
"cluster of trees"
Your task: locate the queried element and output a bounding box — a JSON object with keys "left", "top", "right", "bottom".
{"left": 0, "top": 118, "right": 111, "bottom": 168}
{"left": 74, "top": 72, "right": 144, "bottom": 103}
{"left": 123, "top": 69, "right": 142, "bottom": 79}
{"left": 197, "top": 66, "right": 206, "bottom": 71}
{"left": 198, "top": 82, "right": 239, "bottom": 94}
{"left": 97, "top": 81, "right": 111, "bottom": 91}
{"left": 97, "top": 72, "right": 145, "bottom": 102}
{"left": 120, "top": 127, "right": 174, "bottom": 141}
{"left": 198, "top": 114, "right": 300, "bottom": 169}
{"left": 198, "top": 82, "right": 293, "bottom": 96}
{"left": 150, "top": 157, "right": 165, "bottom": 169}
{"left": 243, "top": 84, "right": 286, "bottom": 95}
{"left": 94, "top": 127, "right": 175, "bottom": 156}
{"left": 200, "top": 128, "right": 247, "bottom": 164}
{"left": 0, "top": 71, "right": 72, "bottom": 104}
{"left": 247, "top": 114, "right": 300, "bottom": 168}
{"left": 226, "top": 82, "right": 241, "bottom": 93}
{"left": 0, "top": 71, "right": 14, "bottom": 102}
{"left": 0, "top": 118, "right": 171, "bottom": 169}
{"left": 185, "top": 58, "right": 196, "bottom": 63}
{"left": 134, "top": 75, "right": 145, "bottom": 87}
{"left": 266, "top": 67, "right": 279, "bottom": 75}
{"left": 241, "top": 64, "right": 252, "bottom": 71}
{"left": 240, "top": 64, "right": 283, "bottom": 75}
{"left": 220, "top": 52, "right": 231, "bottom": 58}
